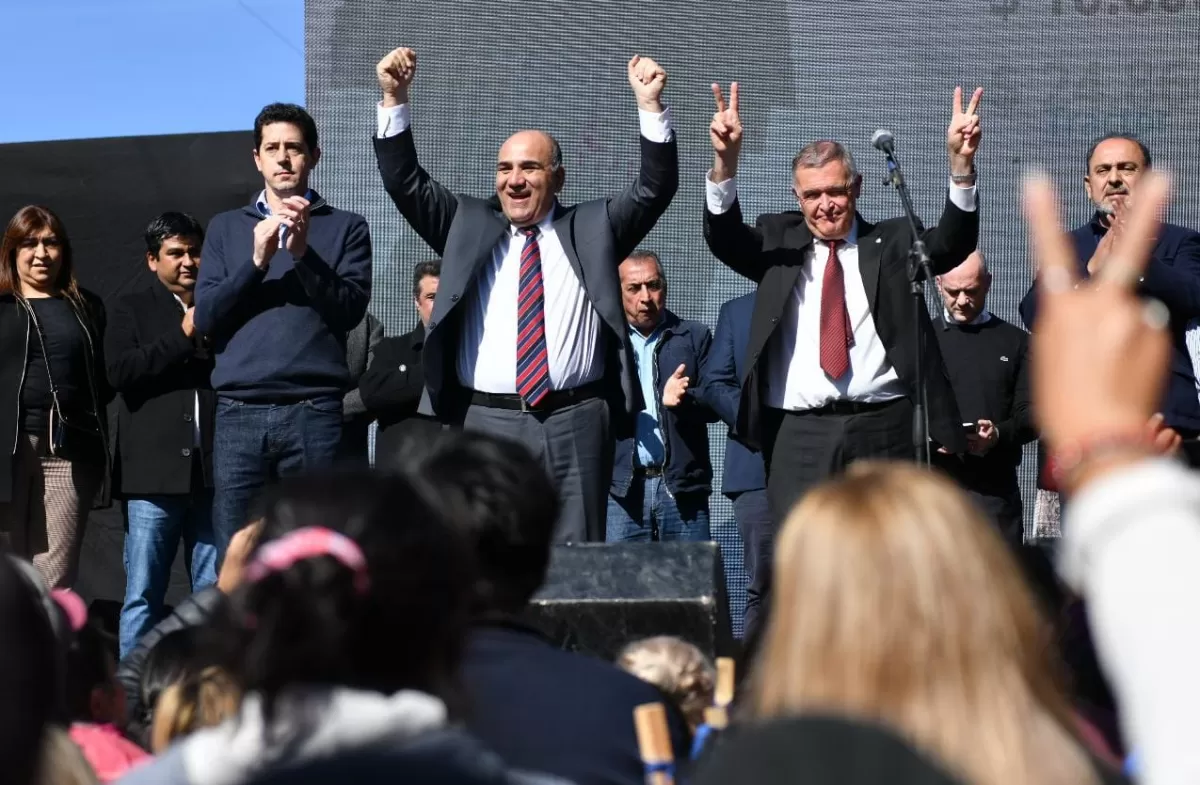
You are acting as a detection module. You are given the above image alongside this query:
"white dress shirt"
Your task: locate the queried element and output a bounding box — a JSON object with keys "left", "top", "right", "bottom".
{"left": 706, "top": 176, "right": 978, "bottom": 410}
{"left": 376, "top": 102, "right": 675, "bottom": 393}
{"left": 172, "top": 293, "right": 202, "bottom": 447}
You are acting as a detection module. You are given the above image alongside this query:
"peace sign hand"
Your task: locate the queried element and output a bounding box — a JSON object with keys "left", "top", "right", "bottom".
{"left": 947, "top": 86, "right": 983, "bottom": 171}
{"left": 710, "top": 82, "right": 743, "bottom": 181}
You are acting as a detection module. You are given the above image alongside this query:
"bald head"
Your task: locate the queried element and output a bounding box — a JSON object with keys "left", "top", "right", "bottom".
{"left": 495, "top": 130, "right": 565, "bottom": 227}
{"left": 937, "top": 250, "right": 991, "bottom": 323}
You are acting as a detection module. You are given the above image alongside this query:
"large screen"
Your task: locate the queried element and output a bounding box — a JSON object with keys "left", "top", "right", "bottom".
{"left": 306, "top": 0, "right": 1200, "bottom": 634}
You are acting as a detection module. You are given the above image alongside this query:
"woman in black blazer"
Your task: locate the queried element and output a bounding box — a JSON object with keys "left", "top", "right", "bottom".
{"left": 0, "top": 205, "right": 110, "bottom": 588}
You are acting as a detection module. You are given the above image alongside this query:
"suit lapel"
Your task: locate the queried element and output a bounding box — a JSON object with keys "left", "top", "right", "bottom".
{"left": 855, "top": 215, "right": 881, "bottom": 309}
{"left": 550, "top": 203, "right": 587, "bottom": 286}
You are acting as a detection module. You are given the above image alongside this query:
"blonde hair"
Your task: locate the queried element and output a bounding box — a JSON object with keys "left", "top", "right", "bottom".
{"left": 751, "top": 461, "right": 1096, "bottom": 785}
{"left": 150, "top": 667, "right": 241, "bottom": 753}
{"left": 618, "top": 636, "right": 715, "bottom": 731}
{"left": 34, "top": 726, "right": 97, "bottom": 785}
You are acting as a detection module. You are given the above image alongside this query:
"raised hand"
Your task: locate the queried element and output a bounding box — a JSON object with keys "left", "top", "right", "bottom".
{"left": 279, "top": 195, "right": 311, "bottom": 258}
{"left": 709, "top": 82, "right": 743, "bottom": 181}
{"left": 946, "top": 86, "right": 983, "bottom": 173}
{"left": 252, "top": 215, "right": 286, "bottom": 270}
{"left": 663, "top": 364, "right": 690, "bottom": 408}
{"left": 377, "top": 47, "right": 417, "bottom": 107}
{"left": 627, "top": 55, "right": 667, "bottom": 113}
{"left": 1024, "top": 169, "right": 1172, "bottom": 492}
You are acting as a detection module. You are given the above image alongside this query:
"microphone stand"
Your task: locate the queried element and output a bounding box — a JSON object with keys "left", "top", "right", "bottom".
{"left": 881, "top": 152, "right": 933, "bottom": 466}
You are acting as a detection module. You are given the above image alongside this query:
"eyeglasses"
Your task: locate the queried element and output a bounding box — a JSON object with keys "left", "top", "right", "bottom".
{"left": 796, "top": 185, "right": 855, "bottom": 203}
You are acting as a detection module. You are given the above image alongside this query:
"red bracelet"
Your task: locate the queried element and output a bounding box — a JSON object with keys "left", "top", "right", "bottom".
{"left": 1047, "top": 431, "right": 1154, "bottom": 490}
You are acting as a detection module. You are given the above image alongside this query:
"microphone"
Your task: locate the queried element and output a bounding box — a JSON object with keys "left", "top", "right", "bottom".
{"left": 871, "top": 128, "right": 895, "bottom": 156}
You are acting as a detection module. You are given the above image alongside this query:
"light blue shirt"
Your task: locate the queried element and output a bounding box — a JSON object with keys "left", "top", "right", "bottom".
{"left": 629, "top": 324, "right": 665, "bottom": 467}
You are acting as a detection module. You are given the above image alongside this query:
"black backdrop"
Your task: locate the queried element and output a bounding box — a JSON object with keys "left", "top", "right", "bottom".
{"left": 0, "top": 131, "right": 262, "bottom": 604}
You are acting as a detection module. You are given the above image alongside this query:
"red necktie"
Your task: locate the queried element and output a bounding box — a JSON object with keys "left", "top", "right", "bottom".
{"left": 516, "top": 228, "right": 551, "bottom": 406}
{"left": 818, "top": 240, "right": 852, "bottom": 379}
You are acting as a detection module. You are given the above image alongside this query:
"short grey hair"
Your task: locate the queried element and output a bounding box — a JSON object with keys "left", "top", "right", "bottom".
{"left": 791, "top": 140, "right": 859, "bottom": 181}
{"left": 625, "top": 249, "right": 666, "bottom": 281}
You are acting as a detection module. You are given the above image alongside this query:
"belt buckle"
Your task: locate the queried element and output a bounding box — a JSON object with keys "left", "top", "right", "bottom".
{"left": 520, "top": 397, "right": 532, "bottom": 413}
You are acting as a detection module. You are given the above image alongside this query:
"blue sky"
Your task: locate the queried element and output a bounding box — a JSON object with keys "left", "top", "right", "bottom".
{"left": 0, "top": 0, "right": 304, "bottom": 143}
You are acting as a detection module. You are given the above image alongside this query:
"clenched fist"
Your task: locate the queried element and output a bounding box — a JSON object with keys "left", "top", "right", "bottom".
{"left": 627, "top": 55, "right": 666, "bottom": 113}
{"left": 378, "top": 47, "right": 417, "bottom": 107}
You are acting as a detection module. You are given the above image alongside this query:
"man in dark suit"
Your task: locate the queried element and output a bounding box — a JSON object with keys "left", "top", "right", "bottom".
{"left": 372, "top": 47, "right": 678, "bottom": 542}
{"left": 360, "top": 260, "right": 443, "bottom": 465}
{"left": 701, "top": 291, "right": 770, "bottom": 634}
{"left": 415, "top": 431, "right": 690, "bottom": 785}
{"left": 1020, "top": 134, "right": 1200, "bottom": 438}
{"left": 934, "top": 251, "right": 1036, "bottom": 546}
{"left": 702, "top": 83, "right": 982, "bottom": 530}
{"left": 105, "top": 212, "right": 217, "bottom": 658}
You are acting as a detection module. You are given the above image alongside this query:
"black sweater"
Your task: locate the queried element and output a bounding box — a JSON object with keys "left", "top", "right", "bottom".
{"left": 933, "top": 313, "right": 1036, "bottom": 495}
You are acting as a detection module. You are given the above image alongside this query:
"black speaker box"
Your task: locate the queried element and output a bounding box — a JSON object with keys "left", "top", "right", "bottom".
{"left": 526, "top": 542, "right": 734, "bottom": 661}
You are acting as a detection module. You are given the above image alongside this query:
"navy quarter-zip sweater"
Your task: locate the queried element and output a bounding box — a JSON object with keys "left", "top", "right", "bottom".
{"left": 194, "top": 192, "right": 372, "bottom": 401}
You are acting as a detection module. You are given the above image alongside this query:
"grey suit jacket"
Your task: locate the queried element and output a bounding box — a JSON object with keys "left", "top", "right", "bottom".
{"left": 343, "top": 311, "right": 384, "bottom": 419}
{"left": 373, "top": 127, "right": 678, "bottom": 429}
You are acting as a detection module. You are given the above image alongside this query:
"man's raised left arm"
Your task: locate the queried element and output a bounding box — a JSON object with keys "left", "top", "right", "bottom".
{"left": 607, "top": 55, "right": 679, "bottom": 261}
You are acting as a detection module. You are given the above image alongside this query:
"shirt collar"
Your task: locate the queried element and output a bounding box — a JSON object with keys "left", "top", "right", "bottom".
{"left": 508, "top": 210, "right": 557, "bottom": 238}
{"left": 942, "top": 307, "right": 991, "bottom": 326}
{"left": 256, "top": 189, "right": 316, "bottom": 216}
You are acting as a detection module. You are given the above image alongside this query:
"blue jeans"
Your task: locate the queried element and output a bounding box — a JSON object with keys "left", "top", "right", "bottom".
{"left": 213, "top": 396, "right": 342, "bottom": 559}
{"left": 605, "top": 474, "right": 711, "bottom": 542}
{"left": 119, "top": 491, "right": 217, "bottom": 658}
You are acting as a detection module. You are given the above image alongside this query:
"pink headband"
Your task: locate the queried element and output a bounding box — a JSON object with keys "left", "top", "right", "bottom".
{"left": 243, "top": 526, "right": 370, "bottom": 595}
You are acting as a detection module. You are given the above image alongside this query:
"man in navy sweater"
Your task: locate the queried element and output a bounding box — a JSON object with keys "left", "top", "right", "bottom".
{"left": 1020, "top": 134, "right": 1200, "bottom": 437}
{"left": 195, "top": 103, "right": 372, "bottom": 556}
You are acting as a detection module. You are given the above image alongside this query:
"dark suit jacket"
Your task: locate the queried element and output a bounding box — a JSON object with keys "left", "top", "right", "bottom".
{"left": 373, "top": 127, "right": 678, "bottom": 428}
{"left": 702, "top": 292, "right": 766, "bottom": 495}
{"left": 1020, "top": 218, "right": 1200, "bottom": 432}
{"left": 337, "top": 312, "right": 384, "bottom": 466}
{"left": 105, "top": 283, "right": 215, "bottom": 497}
{"left": 703, "top": 196, "right": 978, "bottom": 454}
{"left": 359, "top": 323, "right": 443, "bottom": 465}
{"left": 461, "top": 621, "right": 690, "bottom": 785}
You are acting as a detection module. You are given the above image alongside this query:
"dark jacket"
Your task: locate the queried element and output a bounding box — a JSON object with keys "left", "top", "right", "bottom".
{"left": 932, "top": 313, "right": 1035, "bottom": 497}
{"left": 0, "top": 290, "right": 111, "bottom": 505}
{"left": 194, "top": 192, "right": 372, "bottom": 402}
{"left": 701, "top": 292, "right": 766, "bottom": 495}
{"left": 461, "top": 621, "right": 690, "bottom": 785}
{"left": 337, "top": 312, "right": 385, "bottom": 466}
{"left": 611, "top": 311, "right": 715, "bottom": 497}
{"left": 116, "top": 586, "right": 223, "bottom": 738}
{"left": 374, "top": 124, "right": 678, "bottom": 429}
{"left": 105, "top": 282, "right": 215, "bottom": 496}
{"left": 359, "top": 323, "right": 442, "bottom": 466}
{"left": 703, "top": 196, "right": 977, "bottom": 454}
{"left": 1020, "top": 218, "right": 1200, "bottom": 432}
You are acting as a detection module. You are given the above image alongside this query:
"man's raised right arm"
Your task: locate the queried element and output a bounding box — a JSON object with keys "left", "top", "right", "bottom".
{"left": 373, "top": 46, "right": 458, "bottom": 256}
{"left": 703, "top": 81, "right": 768, "bottom": 283}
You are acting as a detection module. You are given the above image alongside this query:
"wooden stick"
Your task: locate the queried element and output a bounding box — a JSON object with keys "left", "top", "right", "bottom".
{"left": 634, "top": 702, "right": 676, "bottom": 785}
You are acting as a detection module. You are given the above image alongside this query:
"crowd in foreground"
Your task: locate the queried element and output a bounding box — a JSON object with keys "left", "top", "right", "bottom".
{"left": 1, "top": 169, "right": 1199, "bottom": 785}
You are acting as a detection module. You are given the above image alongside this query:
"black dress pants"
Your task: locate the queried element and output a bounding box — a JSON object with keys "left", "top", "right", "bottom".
{"left": 745, "top": 397, "right": 914, "bottom": 648}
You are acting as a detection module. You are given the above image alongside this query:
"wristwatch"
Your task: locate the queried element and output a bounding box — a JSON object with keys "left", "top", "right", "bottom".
{"left": 951, "top": 167, "right": 977, "bottom": 186}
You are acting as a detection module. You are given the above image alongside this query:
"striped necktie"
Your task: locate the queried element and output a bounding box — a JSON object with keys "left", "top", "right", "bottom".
{"left": 516, "top": 227, "right": 551, "bottom": 406}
